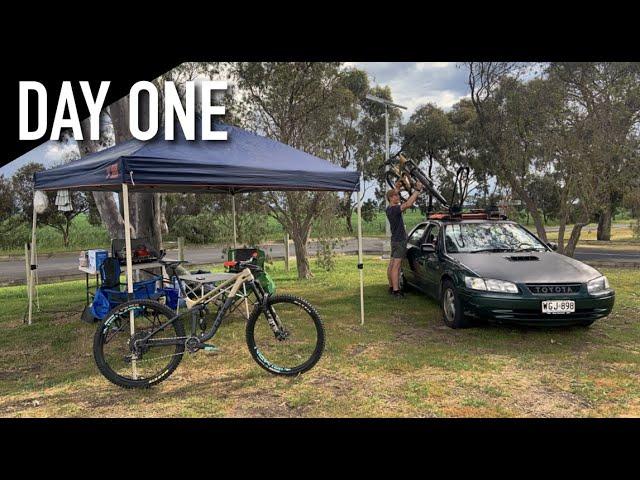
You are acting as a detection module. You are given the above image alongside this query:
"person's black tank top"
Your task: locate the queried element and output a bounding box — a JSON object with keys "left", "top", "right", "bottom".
{"left": 386, "top": 204, "right": 407, "bottom": 242}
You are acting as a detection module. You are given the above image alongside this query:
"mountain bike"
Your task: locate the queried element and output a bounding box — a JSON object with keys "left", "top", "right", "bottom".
{"left": 384, "top": 152, "right": 449, "bottom": 206}
{"left": 93, "top": 257, "right": 325, "bottom": 389}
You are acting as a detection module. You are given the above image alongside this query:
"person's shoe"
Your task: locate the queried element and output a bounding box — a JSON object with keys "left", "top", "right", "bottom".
{"left": 388, "top": 286, "right": 394, "bottom": 295}
{"left": 392, "top": 290, "right": 405, "bottom": 299}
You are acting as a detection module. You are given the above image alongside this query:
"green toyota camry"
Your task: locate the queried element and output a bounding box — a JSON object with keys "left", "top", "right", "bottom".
{"left": 400, "top": 213, "right": 615, "bottom": 328}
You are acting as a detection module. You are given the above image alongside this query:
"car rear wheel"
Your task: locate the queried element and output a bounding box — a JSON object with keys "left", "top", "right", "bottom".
{"left": 441, "top": 280, "right": 470, "bottom": 329}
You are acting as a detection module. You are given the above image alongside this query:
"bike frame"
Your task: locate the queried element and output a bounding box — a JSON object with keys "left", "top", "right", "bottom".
{"left": 110, "top": 267, "right": 270, "bottom": 352}
{"left": 386, "top": 154, "right": 449, "bottom": 206}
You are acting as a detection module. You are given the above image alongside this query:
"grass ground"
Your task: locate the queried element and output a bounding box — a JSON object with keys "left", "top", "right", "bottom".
{"left": 545, "top": 226, "right": 637, "bottom": 243}
{"left": 1, "top": 255, "right": 638, "bottom": 418}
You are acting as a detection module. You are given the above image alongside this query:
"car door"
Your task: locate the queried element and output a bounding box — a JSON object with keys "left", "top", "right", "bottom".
{"left": 416, "top": 223, "right": 442, "bottom": 298}
{"left": 403, "top": 223, "right": 428, "bottom": 287}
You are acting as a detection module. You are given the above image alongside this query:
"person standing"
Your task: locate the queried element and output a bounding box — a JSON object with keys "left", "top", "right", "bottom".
{"left": 385, "top": 181, "right": 423, "bottom": 298}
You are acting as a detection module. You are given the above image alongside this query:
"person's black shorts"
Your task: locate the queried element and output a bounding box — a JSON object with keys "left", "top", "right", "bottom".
{"left": 390, "top": 241, "right": 407, "bottom": 259}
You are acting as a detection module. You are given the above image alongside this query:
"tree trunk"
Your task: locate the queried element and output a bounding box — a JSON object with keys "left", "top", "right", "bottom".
{"left": 76, "top": 116, "right": 124, "bottom": 239}
{"left": 291, "top": 226, "right": 312, "bottom": 279}
{"left": 557, "top": 217, "right": 567, "bottom": 254}
{"left": 529, "top": 206, "right": 547, "bottom": 243}
{"left": 516, "top": 185, "right": 548, "bottom": 242}
{"left": 596, "top": 204, "right": 612, "bottom": 241}
{"left": 345, "top": 211, "right": 353, "bottom": 235}
{"left": 157, "top": 194, "right": 169, "bottom": 236}
{"left": 564, "top": 223, "right": 586, "bottom": 257}
{"left": 135, "top": 194, "right": 163, "bottom": 250}
{"left": 63, "top": 224, "right": 70, "bottom": 247}
{"left": 341, "top": 196, "right": 353, "bottom": 235}
{"left": 110, "top": 95, "right": 163, "bottom": 250}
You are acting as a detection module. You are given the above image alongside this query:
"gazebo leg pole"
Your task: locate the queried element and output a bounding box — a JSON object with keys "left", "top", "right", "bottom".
{"left": 232, "top": 193, "right": 248, "bottom": 317}
{"left": 28, "top": 191, "right": 38, "bottom": 325}
{"left": 356, "top": 183, "right": 365, "bottom": 326}
{"left": 231, "top": 193, "right": 237, "bottom": 250}
{"left": 122, "top": 184, "right": 138, "bottom": 379}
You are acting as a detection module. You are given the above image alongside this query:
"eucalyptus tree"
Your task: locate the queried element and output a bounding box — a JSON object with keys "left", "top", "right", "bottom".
{"left": 465, "top": 62, "right": 569, "bottom": 243}
{"left": 548, "top": 62, "right": 640, "bottom": 241}
{"left": 0, "top": 175, "right": 14, "bottom": 221}
{"left": 12, "top": 163, "right": 88, "bottom": 247}
{"left": 231, "top": 62, "right": 369, "bottom": 279}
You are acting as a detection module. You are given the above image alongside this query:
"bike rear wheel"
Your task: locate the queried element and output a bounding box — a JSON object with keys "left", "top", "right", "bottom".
{"left": 93, "top": 299, "right": 185, "bottom": 389}
{"left": 246, "top": 295, "right": 325, "bottom": 376}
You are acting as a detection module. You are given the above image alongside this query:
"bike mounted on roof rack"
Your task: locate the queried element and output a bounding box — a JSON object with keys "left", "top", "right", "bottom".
{"left": 383, "top": 151, "right": 506, "bottom": 220}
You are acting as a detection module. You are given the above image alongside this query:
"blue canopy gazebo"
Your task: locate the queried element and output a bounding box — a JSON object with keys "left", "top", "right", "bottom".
{"left": 34, "top": 123, "right": 361, "bottom": 194}
{"left": 29, "top": 122, "right": 366, "bottom": 338}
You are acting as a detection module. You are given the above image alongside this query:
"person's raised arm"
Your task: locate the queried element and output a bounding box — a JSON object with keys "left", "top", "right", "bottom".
{"left": 400, "top": 181, "right": 424, "bottom": 211}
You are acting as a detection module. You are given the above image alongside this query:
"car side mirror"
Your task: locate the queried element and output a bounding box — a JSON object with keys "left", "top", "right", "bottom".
{"left": 421, "top": 243, "right": 436, "bottom": 254}
{"left": 547, "top": 242, "right": 558, "bottom": 251}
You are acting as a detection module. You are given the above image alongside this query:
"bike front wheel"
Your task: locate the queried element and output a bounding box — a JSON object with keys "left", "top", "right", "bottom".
{"left": 246, "top": 295, "right": 325, "bottom": 376}
{"left": 93, "top": 299, "right": 185, "bottom": 389}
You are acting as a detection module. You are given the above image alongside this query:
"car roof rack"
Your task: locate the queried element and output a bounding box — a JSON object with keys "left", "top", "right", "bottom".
{"left": 428, "top": 205, "right": 508, "bottom": 221}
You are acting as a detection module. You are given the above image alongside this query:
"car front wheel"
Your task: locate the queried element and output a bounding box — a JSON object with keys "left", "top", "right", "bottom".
{"left": 399, "top": 270, "right": 410, "bottom": 292}
{"left": 441, "top": 280, "right": 470, "bottom": 329}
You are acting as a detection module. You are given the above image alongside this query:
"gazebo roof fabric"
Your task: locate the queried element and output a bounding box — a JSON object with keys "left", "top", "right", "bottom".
{"left": 34, "top": 123, "right": 360, "bottom": 193}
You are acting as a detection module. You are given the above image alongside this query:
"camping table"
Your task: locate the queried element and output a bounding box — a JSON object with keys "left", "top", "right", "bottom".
{"left": 79, "top": 261, "right": 168, "bottom": 306}
{"left": 178, "top": 272, "right": 236, "bottom": 297}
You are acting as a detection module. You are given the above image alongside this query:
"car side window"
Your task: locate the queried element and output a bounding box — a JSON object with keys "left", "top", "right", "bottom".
{"left": 444, "top": 224, "right": 459, "bottom": 253}
{"left": 408, "top": 224, "right": 427, "bottom": 246}
{"left": 424, "top": 224, "right": 440, "bottom": 250}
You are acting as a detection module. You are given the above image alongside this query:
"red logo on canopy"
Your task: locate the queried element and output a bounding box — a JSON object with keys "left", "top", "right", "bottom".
{"left": 106, "top": 163, "right": 119, "bottom": 179}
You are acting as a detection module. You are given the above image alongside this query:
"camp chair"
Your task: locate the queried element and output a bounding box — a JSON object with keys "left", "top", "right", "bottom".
{"left": 227, "top": 247, "right": 266, "bottom": 269}
{"left": 226, "top": 247, "right": 275, "bottom": 296}
{"left": 89, "top": 257, "right": 163, "bottom": 320}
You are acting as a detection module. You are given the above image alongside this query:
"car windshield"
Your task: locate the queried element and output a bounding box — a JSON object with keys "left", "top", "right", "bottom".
{"left": 444, "top": 223, "right": 547, "bottom": 253}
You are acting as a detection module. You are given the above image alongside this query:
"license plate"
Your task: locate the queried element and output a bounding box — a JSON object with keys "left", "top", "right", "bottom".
{"left": 542, "top": 300, "right": 575, "bottom": 314}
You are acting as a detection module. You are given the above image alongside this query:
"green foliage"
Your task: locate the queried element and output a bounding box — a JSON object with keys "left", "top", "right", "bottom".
{"left": 11, "top": 163, "right": 89, "bottom": 247}
{"left": 173, "top": 212, "right": 220, "bottom": 244}
{"left": 0, "top": 175, "right": 14, "bottom": 221}
{"left": 361, "top": 199, "right": 377, "bottom": 223}
{"left": 0, "top": 215, "right": 30, "bottom": 250}
{"left": 0, "top": 214, "right": 110, "bottom": 254}
{"left": 314, "top": 198, "right": 339, "bottom": 272}
{"left": 232, "top": 62, "right": 380, "bottom": 278}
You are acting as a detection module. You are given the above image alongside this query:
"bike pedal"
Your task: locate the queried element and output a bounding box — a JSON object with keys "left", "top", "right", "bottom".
{"left": 201, "top": 344, "right": 219, "bottom": 353}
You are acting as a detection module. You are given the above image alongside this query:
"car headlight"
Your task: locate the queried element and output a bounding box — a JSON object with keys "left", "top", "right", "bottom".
{"left": 587, "top": 276, "right": 610, "bottom": 295}
{"left": 464, "top": 276, "right": 519, "bottom": 293}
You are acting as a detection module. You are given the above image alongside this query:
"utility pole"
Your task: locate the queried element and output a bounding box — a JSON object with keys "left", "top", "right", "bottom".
{"left": 364, "top": 94, "right": 407, "bottom": 258}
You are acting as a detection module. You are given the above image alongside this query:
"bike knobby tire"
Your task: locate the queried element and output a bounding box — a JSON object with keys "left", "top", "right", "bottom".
{"left": 246, "top": 295, "right": 325, "bottom": 376}
{"left": 93, "top": 299, "right": 186, "bottom": 389}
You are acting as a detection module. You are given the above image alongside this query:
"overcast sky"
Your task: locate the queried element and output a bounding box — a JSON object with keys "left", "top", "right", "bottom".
{"left": 2, "top": 62, "right": 470, "bottom": 177}
{"left": 346, "top": 61, "right": 469, "bottom": 118}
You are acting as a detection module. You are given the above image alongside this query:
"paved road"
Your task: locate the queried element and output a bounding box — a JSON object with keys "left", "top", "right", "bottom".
{"left": 1, "top": 238, "right": 638, "bottom": 285}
